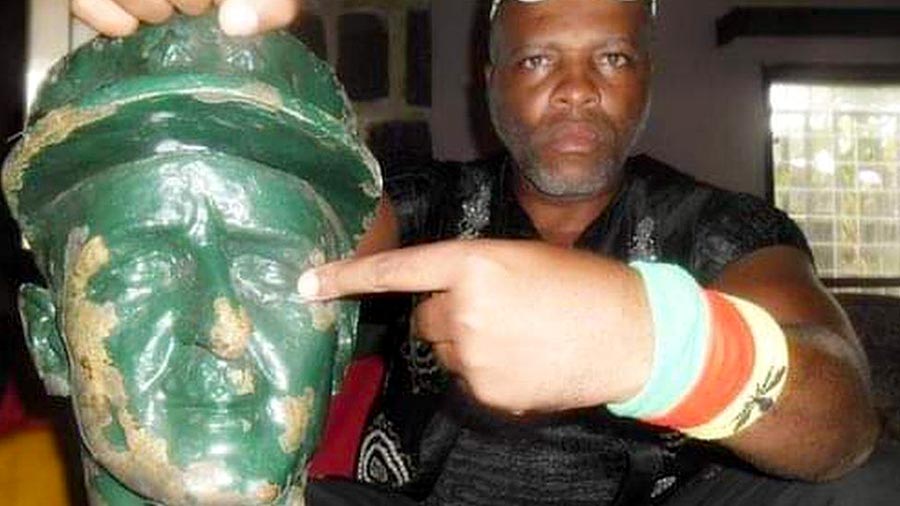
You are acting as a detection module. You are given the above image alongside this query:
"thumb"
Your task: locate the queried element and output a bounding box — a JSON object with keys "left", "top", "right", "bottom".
{"left": 217, "top": 0, "right": 299, "bottom": 36}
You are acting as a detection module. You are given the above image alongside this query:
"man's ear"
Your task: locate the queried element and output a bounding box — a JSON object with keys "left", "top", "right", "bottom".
{"left": 484, "top": 64, "right": 494, "bottom": 88}
{"left": 18, "top": 283, "right": 70, "bottom": 397}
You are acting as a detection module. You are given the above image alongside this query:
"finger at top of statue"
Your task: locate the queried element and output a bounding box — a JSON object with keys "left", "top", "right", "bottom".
{"left": 297, "top": 242, "right": 462, "bottom": 301}
{"left": 217, "top": 0, "right": 300, "bottom": 36}
{"left": 171, "top": 0, "right": 214, "bottom": 16}
{"left": 72, "top": 0, "right": 140, "bottom": 37}
{"left": 73, "top": 0, "right": 300, "bottom": 37}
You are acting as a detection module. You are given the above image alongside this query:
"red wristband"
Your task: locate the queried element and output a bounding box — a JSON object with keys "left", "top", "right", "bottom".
{"left": 646, "top": 290, "right": 756, "bottom": 429}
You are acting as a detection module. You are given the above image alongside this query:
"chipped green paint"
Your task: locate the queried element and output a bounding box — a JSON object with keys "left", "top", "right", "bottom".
{"left": 277, "top": 388, "right": 316, "bottom": 454}
{"left": 1, "top": 104, "right": 117, "bottom": 217}
{"left": 7, "top": 12, "right": 381, "bottom": 251}
{"left": 209, "top": 298, "right": 253, "bottom": 360}
{"left": 6, "top": 12, "right": 380, "bottom": 506}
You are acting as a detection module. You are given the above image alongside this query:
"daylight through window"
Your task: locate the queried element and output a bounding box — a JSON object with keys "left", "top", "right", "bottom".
{"left": 770, "top": 82, "right": 900, "bottom": 294}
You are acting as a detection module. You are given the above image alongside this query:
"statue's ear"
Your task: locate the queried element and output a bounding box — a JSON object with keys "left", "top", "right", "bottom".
{"left": 18, "top": 283, "right": 70, "bottom": 397}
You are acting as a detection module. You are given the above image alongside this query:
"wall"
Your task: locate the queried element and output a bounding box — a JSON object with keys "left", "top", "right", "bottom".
{"left": 1, "top": 0, "right": 27, "bottom": 399}
{"left": 293, "top": 0, "right": 434, "bottom": 169}
{"left": 1, "top": 0, "right": 38, "bottom": 283}
{"left": 431, "top": 0, "right": 492, "bottom": 161}
{"left": 430, "top": 0, "right": 900, "bottom": 197}
{"left": 20, "top": 0, "right": 900, "bottom": 197}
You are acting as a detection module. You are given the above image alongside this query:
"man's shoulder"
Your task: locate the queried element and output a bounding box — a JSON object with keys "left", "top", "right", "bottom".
{"left": 383, "top": 154, "right": 505, "bottom": 213}
{"left": 638, "top": 156, "right": 788, "bottom": 231}
{"left": 383, "top": 154, "right": 505, "bottom": 245}
{"left": 625, "top": 154, "right": 776, "bottom": 219}
{"left": 384, "top": 155, "right": 503, "bottom": 189}
{"left": 626, "top": 154, "right": 697, "bottom": 187}
{"left": 624, "top": 155, "right": 810, "bottom": 282}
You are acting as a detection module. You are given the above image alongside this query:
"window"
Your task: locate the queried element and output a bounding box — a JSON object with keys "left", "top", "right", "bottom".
{"left": 767, "top": 67, "right": 900, "bottom": 294}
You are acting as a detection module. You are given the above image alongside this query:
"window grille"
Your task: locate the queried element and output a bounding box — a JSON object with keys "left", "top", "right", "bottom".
{"left": 769, "top": 79, "right": 900, "bottom": 295}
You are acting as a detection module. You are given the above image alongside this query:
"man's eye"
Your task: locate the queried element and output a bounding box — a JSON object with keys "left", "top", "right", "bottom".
{"left": 600, "top": 53, "right": 632, "bottom": 69}
{"left": 520, "top": 54, "right": 552, "bottom": 71}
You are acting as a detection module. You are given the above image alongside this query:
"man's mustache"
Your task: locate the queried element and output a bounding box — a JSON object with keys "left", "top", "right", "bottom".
{"left": 534, "top": 114, "right": 617, "bottom": 146}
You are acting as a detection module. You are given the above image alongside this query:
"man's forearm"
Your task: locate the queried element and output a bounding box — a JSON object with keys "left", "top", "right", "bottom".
{"left": 609, "top": 253, "right": 880, "bottom": 480}
{"left": 723, "top": 325, "right": 880, "bottom": 481}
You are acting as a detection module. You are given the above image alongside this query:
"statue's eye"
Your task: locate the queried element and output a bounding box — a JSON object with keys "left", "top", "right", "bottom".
{"left": 231, "top": 255, "right": 301, "bottom": 304}
{"left": 88, "top": 252, "right": 181, "bottom": 303}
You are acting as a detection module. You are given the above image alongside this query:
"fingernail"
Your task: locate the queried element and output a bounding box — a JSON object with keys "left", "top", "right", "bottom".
{"left": 219, "top": 0, "right": 259, "bottom": 36}
{"left": 297, "top": 270, "right": 320, "bottom": 300}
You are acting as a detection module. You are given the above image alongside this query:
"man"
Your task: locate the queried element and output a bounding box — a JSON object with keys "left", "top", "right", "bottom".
{"left": 72, "top": 1, "right": 900, "bottom": 505}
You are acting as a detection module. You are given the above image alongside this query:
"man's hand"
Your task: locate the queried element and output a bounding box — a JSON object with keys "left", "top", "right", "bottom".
{"left": 299, "top": 239, "right": 654, "bottom": 414}
{"left": 72, "top": 0, "right": 300, "bottom": 37}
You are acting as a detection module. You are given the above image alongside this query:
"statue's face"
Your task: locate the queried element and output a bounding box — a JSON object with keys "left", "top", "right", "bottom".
{"left": 36, "top": 154, "right": 350, "bottom": 504}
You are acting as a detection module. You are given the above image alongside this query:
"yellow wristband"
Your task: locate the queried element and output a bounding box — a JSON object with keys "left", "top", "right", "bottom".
{"left": 683, "top": 295, "right": 789, "bottom": 440}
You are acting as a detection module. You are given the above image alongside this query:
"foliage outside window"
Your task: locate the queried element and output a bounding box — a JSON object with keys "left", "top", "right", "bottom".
{"left": 769, "top": 80, "right": 900, "bottom": 295}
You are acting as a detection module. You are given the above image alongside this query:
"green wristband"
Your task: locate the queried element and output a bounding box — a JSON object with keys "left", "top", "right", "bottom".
{"left": 607, "top": 262, "right": 711, "bottom": 419}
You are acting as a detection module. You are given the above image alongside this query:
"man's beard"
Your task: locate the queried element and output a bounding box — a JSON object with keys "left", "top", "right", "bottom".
{"left": 518, "top": 147, "right": 622, "bottom": 199}
{"left": 491, "top": 106, "right": 630, "bottom": 200}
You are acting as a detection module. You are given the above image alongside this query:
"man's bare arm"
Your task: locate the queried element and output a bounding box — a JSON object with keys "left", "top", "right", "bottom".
{"left": 301, "top": 240, "right": 880, "bottom": 481}
{"left": 711, "top": 246, "right": 881, "bottom": 481}
{"left": 355, "top": 197, "right": 401, "bottom": 257}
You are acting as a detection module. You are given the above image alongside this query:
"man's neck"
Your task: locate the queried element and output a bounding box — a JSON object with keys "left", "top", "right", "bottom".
{"left": 514, "top": 176, "right": 620, "bottom": 248}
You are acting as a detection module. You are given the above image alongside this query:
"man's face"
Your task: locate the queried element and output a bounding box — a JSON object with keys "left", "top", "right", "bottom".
{"left": 41, "top": 155, "right": 350, "bottom": 504}
{"left": 487, "top": 0, "right": 652, "bottom": 199}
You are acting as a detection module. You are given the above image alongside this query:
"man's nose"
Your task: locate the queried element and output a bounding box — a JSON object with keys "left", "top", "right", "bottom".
{"left": 194, "top": 247, "right": 252, "bottom": 361}
{"left": 550, "top": 62, "right": 601, "bottom": 112}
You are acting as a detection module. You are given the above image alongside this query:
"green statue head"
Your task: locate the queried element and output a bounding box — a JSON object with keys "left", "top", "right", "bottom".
{"left": 3, "top": 14, "right": 380, "bottom": 505}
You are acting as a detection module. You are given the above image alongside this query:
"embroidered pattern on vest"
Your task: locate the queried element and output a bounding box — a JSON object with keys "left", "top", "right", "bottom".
{"left": 629, "top": 216, "right": 659, "bottom": 262}
{"left": 406, "top": 168, "right": 494, "bottom": 395}
{"left": 402, "top": 332, "right": 447, "bottom": 395}
{"left": 457, "top": 169, "right": 492, "bottom": 240}
{"left": 357, "top": 414, "right": 413, "bottom": 487}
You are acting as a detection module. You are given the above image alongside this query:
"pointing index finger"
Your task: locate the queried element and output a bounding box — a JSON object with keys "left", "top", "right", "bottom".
{"left": 297, "top": 242, "right": 464, "bottom": 300}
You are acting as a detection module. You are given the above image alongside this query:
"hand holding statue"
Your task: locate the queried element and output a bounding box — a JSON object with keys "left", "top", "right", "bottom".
{"left": 72, "top": 0, "right": 299, "bottom": 37}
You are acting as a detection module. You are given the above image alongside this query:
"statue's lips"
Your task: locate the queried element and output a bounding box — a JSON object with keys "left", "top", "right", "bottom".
{"left": 154, "top": 401, "right": 262, "bottom": 431}
{"left": 154, "top": 406, "right": 275, "bottom": 468}
{"left": 160, "top": 399, "right": 259, "bottom": 412}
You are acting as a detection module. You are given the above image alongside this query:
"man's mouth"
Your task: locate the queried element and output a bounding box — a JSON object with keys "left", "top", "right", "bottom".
{"left": 545, "top": 121, "right": 603, "bottom": 154}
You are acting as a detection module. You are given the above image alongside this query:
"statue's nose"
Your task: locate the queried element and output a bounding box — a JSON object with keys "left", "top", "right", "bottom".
{"left": 207, "top": 297, "right": 252, "bottom": 360}
{"left": 192, "top": 245, "right": 252, "bottom": 361}
{"left": 161, "top": 349, "right": 258, "bottom": 405}
{"left": 163, "top": 246, "right": 259, "bottom": 402}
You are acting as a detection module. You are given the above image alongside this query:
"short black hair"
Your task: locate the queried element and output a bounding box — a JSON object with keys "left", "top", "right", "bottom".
{"left": 486, "top": 0, "right": 656, "bottom": 64}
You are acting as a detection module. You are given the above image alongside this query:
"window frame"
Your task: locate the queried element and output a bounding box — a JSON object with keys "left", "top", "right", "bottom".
{"left": 763, "top": 64, "right": 900, "bottom": 292}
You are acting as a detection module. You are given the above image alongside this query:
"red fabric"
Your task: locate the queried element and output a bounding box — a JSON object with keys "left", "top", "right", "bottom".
{"left": 309, "top": 356, "right": 385, "bottom": 479}
{"left": 0, "top": 380, "right": 45, "bottom": 437}
{"left": 647, "top": 291, "right": 756, "bottom": 429}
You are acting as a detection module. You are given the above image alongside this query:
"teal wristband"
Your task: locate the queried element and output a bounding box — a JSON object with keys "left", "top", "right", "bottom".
{"left": 607, "top": 262, "right": 710, "bottom": 419}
